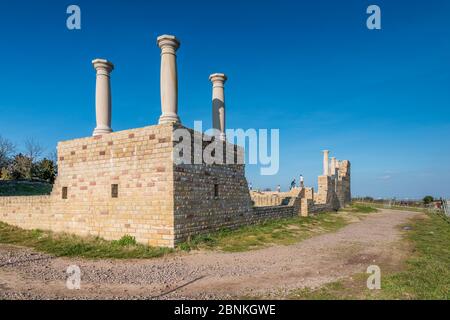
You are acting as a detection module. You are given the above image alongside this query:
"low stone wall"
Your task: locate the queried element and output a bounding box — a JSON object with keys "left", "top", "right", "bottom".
{"left": 176, "top": 204, "right": 296, "bottom": 242}
{"left": 251, "top": 205, "right": 295, "bottom": 221}
{"left": 250, "top": 190, "right": 295, "bottom": 207}
{"left": 309, "top": 203, "right": 335, "bottom": 215}
{"left": 0, "top": 196, "right": 52, "bottom": 230}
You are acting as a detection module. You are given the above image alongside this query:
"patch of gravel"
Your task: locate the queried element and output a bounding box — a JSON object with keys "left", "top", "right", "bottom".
{"left": 0, "top": 209, "right": 419, "bottom": 300}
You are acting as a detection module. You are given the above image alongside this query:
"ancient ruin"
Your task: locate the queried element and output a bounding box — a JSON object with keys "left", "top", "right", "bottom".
{"left": 0, "top": 35, "right": 351, "bottom": 248}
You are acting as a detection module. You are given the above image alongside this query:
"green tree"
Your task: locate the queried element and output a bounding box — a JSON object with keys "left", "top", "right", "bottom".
{"left": 24, "top": 138, "right": 44, "bottom": 180}
{"left": 423, "top": 195, "right": 434, "bottom": 205}
{"left": 0, "top": 135, "right": 15, "bottom": 170}
{"left": 0, "top": 167, "right": 12, "bottom": 180}
{"left": 10, "top": 154, "right": 32, "bottom": 180}
{"left": 34, "top": 158, "right": 56, "bottom": 183}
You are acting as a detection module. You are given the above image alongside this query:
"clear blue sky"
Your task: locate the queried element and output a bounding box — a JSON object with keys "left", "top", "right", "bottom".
{"left": 0, "top": 0, "right": 449, "bottom": 199}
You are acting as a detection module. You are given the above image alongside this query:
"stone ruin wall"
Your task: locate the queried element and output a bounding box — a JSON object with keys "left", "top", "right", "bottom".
{"left": 0, "top": 124, "right": 176, "bottom": 247}
{"left": 336, "top": 160, "right": 351, "bottom": 207}
{"left": 171, "top": 126, "right": 300, "bottom": 244}
{"left": 250, "top": 158, "right": 351, "bottom": 217}
{"left": 0, "top": 123, "right": 352, "bottom": 248}
{"left": 0, "top": 124, "right": 311, "bottom": 247}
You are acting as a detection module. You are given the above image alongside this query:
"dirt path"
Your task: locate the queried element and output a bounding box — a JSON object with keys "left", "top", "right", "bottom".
{"left": 0, "top": 209, "right": 419, "bottom": 300}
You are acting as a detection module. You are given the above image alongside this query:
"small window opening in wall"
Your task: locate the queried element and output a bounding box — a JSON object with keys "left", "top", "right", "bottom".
{"left": 62, "top": 187, "right": 68, "bottom": 199}
{"left": 214, "top": 184, "right": 219, "bottom": 198}
{"left": 111, "top": 184, "right": 119, "bottom": 198}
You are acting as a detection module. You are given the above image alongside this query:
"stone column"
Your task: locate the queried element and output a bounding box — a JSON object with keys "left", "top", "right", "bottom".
{"left": 92, "top": 59, "right": 114, "bottom": 136}
{"left": 330, "top": 157, "right": 336, "bottom": 175}
{"left": 323, "top": 150, "right": 329, "bottom": 176}
{"left": 157, "top": 35, "right": 181, "bottom": 124}
{"left": 209, "top": 73, "right": 227, "bottom": 140}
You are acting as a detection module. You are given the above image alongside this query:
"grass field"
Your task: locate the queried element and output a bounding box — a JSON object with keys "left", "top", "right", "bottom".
{"left": 0, "top": 181, "right": 52, "bottom": 196}
{"left": 353, "top": 201, "right": 435, "bottom": 213}
{"left": 0, "top": 222, "right": 173, "bottom": 259}
{"left": 288, "top": 212, "right": 450, "bottom": 300}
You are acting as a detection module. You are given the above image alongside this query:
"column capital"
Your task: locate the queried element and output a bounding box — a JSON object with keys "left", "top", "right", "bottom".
{"left": 157, "top": 35, "right": 180, "bottom": 54}
{"left": 209, "top": 73, "right": 227, "bottom": 86}
{"left": 92, "top": 59, "right": 114, "bottom": 75}
{"left": 323, "top": 149, "right": 329, "bottom": 154}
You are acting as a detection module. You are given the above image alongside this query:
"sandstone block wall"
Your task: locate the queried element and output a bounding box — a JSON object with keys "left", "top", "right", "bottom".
{"left": 315, "top": 160, "right": 351, "bottom": 211}
{"left": 316, "top": 175, "right": 339, "bottom": 210}
{"left": 0, "top": 196, "right": 52, "bottom": 230}
{"left": 336, "top": 160, "right": 351, "bottom": 207}
{"left": 0, "top": 124, "right": 176, "bottom": 247}
{"left": 250, "top": 190, "right": 298, "bottom": 207}
{"left": 0, "top": 122, "right": 352, "bottom": 248}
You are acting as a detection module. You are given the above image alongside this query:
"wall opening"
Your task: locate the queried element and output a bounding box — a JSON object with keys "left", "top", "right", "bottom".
{"left": 214, "top": 184, "right": 219, "bottom": 198}
{"left": 62, "top": 187, "right": 68, "bottom": 199}
{"left": 111, "top": 184, "right": 118, "bottom": 198}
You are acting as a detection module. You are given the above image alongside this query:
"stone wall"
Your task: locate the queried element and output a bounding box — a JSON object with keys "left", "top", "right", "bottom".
{"left": 0, "top": 122, "right": 352, "bottom": 248}
{"left": 0, "top": 196, "right": 52, "bottom": 230}
{"left": 336, "top": 160, "right": 351, "bottom": 207}
{"left": 316, "top": 176, "right": 340, "bottom": 210}
{"left": 250, "top": 190, "right": 297, "bottom": 207}
{"left": 173, "top": 162, "right": 252, "bottom": 243}
{"left": 0, "top": 124, "right": 176, "bottom": 247}
{"left": 315, "top": 160, "right": 351, "bottom": 210}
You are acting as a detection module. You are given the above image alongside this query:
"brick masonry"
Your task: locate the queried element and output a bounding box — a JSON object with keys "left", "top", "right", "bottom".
{"left": 0, "top": 123, "right": 351, "bottom": 248}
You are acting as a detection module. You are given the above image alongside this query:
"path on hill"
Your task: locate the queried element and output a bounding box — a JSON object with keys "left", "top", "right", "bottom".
{"left": 0, "top": 209, "right": 419, "bottom": 300}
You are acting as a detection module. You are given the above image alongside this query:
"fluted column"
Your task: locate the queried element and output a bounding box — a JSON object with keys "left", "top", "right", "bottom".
{"left": 92, "top": 59, "right": 114, "bottom": 136}
{"left": 209, "top": 73, "right": 227, "bottom": 140}
{"left": 323, "top": 150, "right": 329, "bottom": 176}
{"left": 157, "top": 35, "right": 180, "bottom": 124}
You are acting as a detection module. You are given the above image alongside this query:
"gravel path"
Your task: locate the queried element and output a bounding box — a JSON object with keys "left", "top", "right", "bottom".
{"left": 0, "top": 209, "right": 418, "bottom": 300}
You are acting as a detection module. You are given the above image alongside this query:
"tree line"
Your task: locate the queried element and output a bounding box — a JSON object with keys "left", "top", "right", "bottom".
{"left": 0, "top": 135, "right": 56, "bottom": 183}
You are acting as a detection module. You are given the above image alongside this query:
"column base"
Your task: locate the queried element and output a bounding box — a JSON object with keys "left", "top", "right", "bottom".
{"left": 93, "top": 126, "right": 113, "bottom": 136}
{"left": 159, "top": 114, "right": 180, "bottom": 124}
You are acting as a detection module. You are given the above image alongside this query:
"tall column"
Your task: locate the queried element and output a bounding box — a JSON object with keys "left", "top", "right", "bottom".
{"left": 323, "top": 150, "right": 329, "bottom": 176}
{"left": 157, "top": 35, "right": 181, "bottom": 124}
{"left": 330, "top": 157, "right": 336, "bottom": 175}
{"left": 92, "top": 59, "right": 114, "bottom": 136}
{"left": 209, "top": 73, "right": 227, "bottom": 140}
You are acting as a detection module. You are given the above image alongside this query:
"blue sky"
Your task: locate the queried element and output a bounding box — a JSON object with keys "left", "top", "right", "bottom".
{"left": 0, "top": 0, "right": 449, "bottom": 199}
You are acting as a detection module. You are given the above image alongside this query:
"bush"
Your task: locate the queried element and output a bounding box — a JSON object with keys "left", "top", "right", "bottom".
{"left": 113, "top": 235, "right": 137, "bottom": 246}
{"left": 0, "top": 167, "right": 12, "bottom": 181}
{"left": 10, "top": 153, "right": 32, "bottom": 180}
{"left": 34, "top": 158, "right": 56, "bottom": 183}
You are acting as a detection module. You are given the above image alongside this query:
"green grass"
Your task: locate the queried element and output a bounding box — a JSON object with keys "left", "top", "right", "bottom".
{"left": 378, "top": 213, "right": 450, "bottom": 299}
{"left": 179, "top": 204, "right": 377, "bottom": 252}
{"left": 353, "top": 201, "right": 433, "bottom": 213}
{"left": 0, "top": 222, "right": 173, "bottom": 259}
{"left": 288, "top": 212, "right": 450, "bottom": 300}
{"left": 346, "top": 203, "right": 378, "bottom": 213}
{"left": 0, "top": 181, "right": 52, "bottom": 196}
